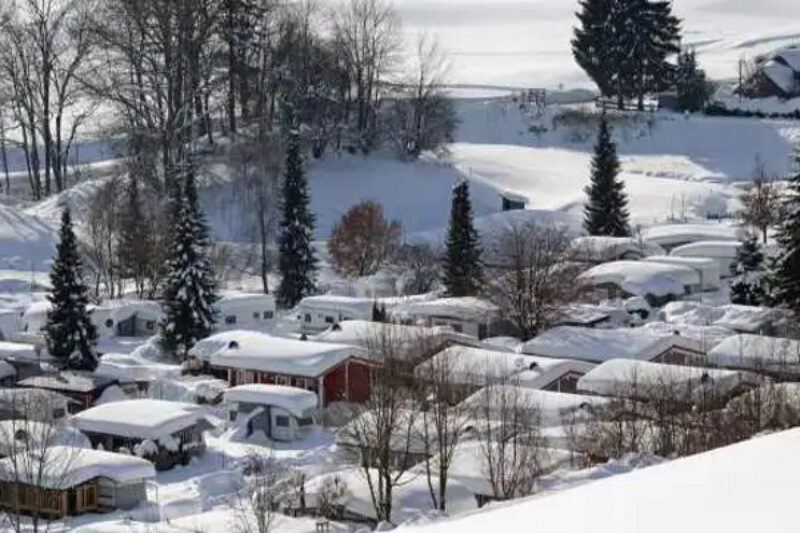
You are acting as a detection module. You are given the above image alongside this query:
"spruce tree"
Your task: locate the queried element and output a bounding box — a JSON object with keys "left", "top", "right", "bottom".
{"left": 572, "top": 0, "right": 617, "bottom": 97}
{"left": 730, "top": 233, "right": 767, "bottom": 306}
{"left": 676, "top": 49, "right": 711, "bottom": 112}
{"left": 584, "top": 116, "right": 630, "bottom": 237}
{"left": 769, "top": 151, "right": 800, "bottom": 315}
{"left": 442, "top": 181, "right": 484, "bottom": 297}
{"left": 159, "top": 170, "right": 218, "bottom": 359}
{"left": 44, "top": 208, "right": 98, "bottom": 371}
{"left": 118, "top": 176, "right": 152, "bottom": 298}
{"left": 277, "top": 134, "right": 318, "bottom": 308}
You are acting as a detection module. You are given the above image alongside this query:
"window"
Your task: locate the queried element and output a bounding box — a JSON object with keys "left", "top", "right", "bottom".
{"left": 52, "top": 408, "right": 65, "bottom": 419}
{"left": 451, "top": 323, "right": 463, "bottom": 333}
{"left": 263, "top": 311, "right": 274, "bottom": 320}
{"left": 145, "top": 320, "right": 156, "bottom": 330}
{"left": 225, "top": 315, "right": 237, "bottom": 325}
{"left": 275, "top": 415, "right": 289, "bottom": 427}
{"left": 298, "top": 417, "right": 313, "bottom": 426}
{"left": 253, "top": 312, "right": 260, "bottom": 319}
{"left": 325, "top": 316, "right": 335, "bottom": 324}
{"left": 104, "top": 318, "right": 114, "bottom": 328}
{"left": 304, "top": 314, "right": 312, "bottom": 323}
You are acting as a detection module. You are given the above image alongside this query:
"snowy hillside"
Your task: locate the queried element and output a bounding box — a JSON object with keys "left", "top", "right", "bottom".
{"left": 395, "top": 428, "right": 800, "bottom": 533}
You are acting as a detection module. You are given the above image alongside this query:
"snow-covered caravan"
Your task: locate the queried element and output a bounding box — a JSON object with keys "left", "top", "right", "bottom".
{"left": 22, "top": 300, "right": 161, "bottom": 339}
{"left": 570, "top": 236, "right": 664, "bottom": 264}
{"left": 0, "top": 388, "right": 73, "bottom": 422}
{"left": 393, "top": 297, "right": 505, "bottom": 340}
{"left": 192, "top": 330, "right": 372, "bottom": 406}
{"left": 707, "top": 334, "right": 800, "bottom": 378}
{"left": 640, "top": 223, "right": 740, "bottom": 252}
{"left": 0, "top": 446, "right": 155, "bottom": 518}
{"left": 71, "top": 399, "right": 207, "bottom": 470}
{"left": 216, "top": 291, "right": 276, "bottom": 331}
{"left": 643, "top": 256, "right": 721, "bottom": 291}
{"left": 313, "top": 320, "right": 476, "bottom": 367}
{"left": 295, "top": 295, "right": 378, "bottom": 334}
{"left": 669, "top": 240, "right": 742, "bottom": 277}
{"left": 414, "top": 346, "right": 595, "bottom": 394}
{"left": 224, "top": 384, "right": 317, "bottom": 442}
{"left": 659, "top": 301, "right": 784, "bottom": 336}
{"left": 519, "top": 326, "right": 707, "bottom": 366}
{"left": 354, "top": 270, "right": 400, "bottom": 299}
{"left": 17, "top": 372, "right": 121, "bottom": 413}
{"left": 578, "top": 260, "right": 701, "bottom": 306}
{"left": 0, "top": 308, "right": 21, "bottom": 341}
{"left": 576, "top": 359, "right": 760, "bottom": 406}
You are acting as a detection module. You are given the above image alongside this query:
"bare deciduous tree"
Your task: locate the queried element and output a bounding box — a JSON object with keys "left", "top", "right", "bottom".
{"left": 486, "top": 222, "right": 584, "bottom": 340}
{"left": 327, "top": 201, "right": 402, "bottom": 278}
{"left": 740, "top": 160, "right": 781, "bottom": 244}
{"left": 395, "top": 242, "right": 441, "bottom": 295}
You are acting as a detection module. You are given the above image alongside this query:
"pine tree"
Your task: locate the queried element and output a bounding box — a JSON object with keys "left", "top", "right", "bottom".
{"left": 44, "top": 208, "right": 98, "bottom": 371}
{"left": 730, "top": 233, "right": 767, "bottom": 306}
{"left": 675, "top": 49, "right": 711, "bottom": 112}
{"left": 442, "top": 181, "right": 484, "bottom": 297}
{"left": 159, "top": 170, "right": 218, "bottom": 359}
{"left": 769, "top": 151, "right": 800, "bottom": 314}
{"left": 584, "top": 116, "right": 630, "bottom": 237}
{"left": 277, "top": 134, "right": 318, "bottom": 308}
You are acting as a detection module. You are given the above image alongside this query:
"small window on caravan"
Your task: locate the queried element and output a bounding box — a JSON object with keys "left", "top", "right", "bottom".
{"left": 275, "top": 415, "right": 290, "bottom": 427}
{"left": 225, "top": 315, "right": 237, "bottom": 325}
{"left": 264, "top": 311, "right": 274, "bottom": 319}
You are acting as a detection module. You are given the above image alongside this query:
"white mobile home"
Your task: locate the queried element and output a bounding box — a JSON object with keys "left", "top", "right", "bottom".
{"left": 570, "top": 236, "right": 664, "bottom": 264}
{"left": 669, "top": 240, "right": 742, "bottom": 277}
{"left": 643, "top": 256, "right": 721, "bottom": 291}
{"left": 578, "top": 260, "right": 702, "bottom": 306}
{"left": 216, "top": 292, "right": 276, "bottom": 331}
{"left": 640, "top": 223, "right": 740, "bottom": 252}
{"left": 393, "top": 297, "right": 504, "bottom": 340}
{"left": 224, "top": 384, "right": 317, "bottom": 442}
{"left": 296, "top": 295, "right": 377, "bottom": 334}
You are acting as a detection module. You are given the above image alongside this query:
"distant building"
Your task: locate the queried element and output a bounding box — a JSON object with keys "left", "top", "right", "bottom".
{"left": 748, "top": 47, "right": 800, "bottom": 98}
{"left": 17, "top": 372, "right": 122, "bottom": 413}
{"left": 392, "top": 297, "right": 506, "bottom": 340}
{"left": 216, "top": 292, "right": 276, "bottom": 331}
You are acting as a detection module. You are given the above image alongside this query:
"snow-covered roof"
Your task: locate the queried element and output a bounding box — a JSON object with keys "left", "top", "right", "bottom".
{"left": 670, "top": 240, "right": 741, "bottom": 259}
{"left": 393, "top": 297, "right": 500, "bottom": 321}
{"left": 775, "top": 48, "right": 800, "bottom": 72}
{"left": 89, "top": 300, "right": 161, "bottom": 324}
{"left": 297, "top": 295, "right": 382, "bottom": 318}
{"left": 303, "top": 467, "right": 477, "bottom": 522}
{"left": 224, "top": 384, "right": 318, "bottom": 418}
{"left": 0, "top": 420, "right": 89, "bottom": 457}
{"left": 708, "top": 334, "right": 800, "bottom": 374}
{"left": 577, "top": 359, "right": 759, "bottom": 401}
{"left": 640, "top": 223, "right": 740, "bottom": 248}
{"left": 217, "top": 291, "right": 276, "bottom": 310}
{"left": 0, "top": 387, "right": 74, "bottom": 410}
{"left": 763, "top": 60, "right": 797, "bottom": 94}
{"left": 393, "top": 428, "right": 800, "bottom": 533}
{"left": 195, "top": 330, "right": 363, "bottom": 377}
{"left": 458, "top": 385, "right": 608, "bottom": 427}
{"left": 570, "top": 236, "right": 664, "bottom": 262}
{"left": 71, "top": 399, "right": 203, "bottom": 440}
{"left": 313, "top": 320, "right": 465, "bottom": 359}
{"left": 553, "top": 303, "right": 631, "bottom": 328}
{"left": 0, "top": 445, "right": 155, "bottom": 489}
{"left": 416, "top": 345, "right": 594, "bottom": 389}
{"left": 96, "top": 352, "right": 182, "bottom": 383}
{"left": 519, "top": 326, "right": 703, "bottom": 364}
{"left": 18, "top": 371, "right": 116, "bottom": 393}
{"left": 578, "top": 260, "right": 700, "bottom": 297}
{"left": 640, "top": 321, "right": 734, "bottom": 351}
{"left": 643, "top": 256, "right": 721, "bottom": 286}
{"left": 0, "top": 341, "right": 43, "bottom": 361}
{"left": 660, "top": 301, "right": 781, "bottom": 334}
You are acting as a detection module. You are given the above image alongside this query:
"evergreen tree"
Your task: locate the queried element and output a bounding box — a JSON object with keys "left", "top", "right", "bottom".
{"left": 675, "top": 49, "right": 711, "bottom": 112}
{"left": 584, "top": 116, "right": 630, "bottom": 237}
{"left": 573, "top": 0, "right": 681, "bottom": 109}
{"left": 442, "top": 181, "right": 484, "bottom": 297}
{"left": 159, "top": 170, "right": 218, "bottom": 359}
{"left": 44, "top": 208, "right": 98, "bottom": 371}
{"left": 277, "top": 134, "right": 318, "bottom": 308}
{"left": 572, "top": 0, "right": 617, "bottom": 98}
{"left": 730, "top": 233, "right": 767, "bottom": 306}
{"left": 769, "top": 151, "right": 800, "bottom": 315}
{"left": 623, "top": 0, "right": 681, "bottom": 110}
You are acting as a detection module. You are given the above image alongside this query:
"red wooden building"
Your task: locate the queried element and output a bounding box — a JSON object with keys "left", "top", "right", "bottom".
{"left": 204, "top": 331, "right": 373, "bottom": 406}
